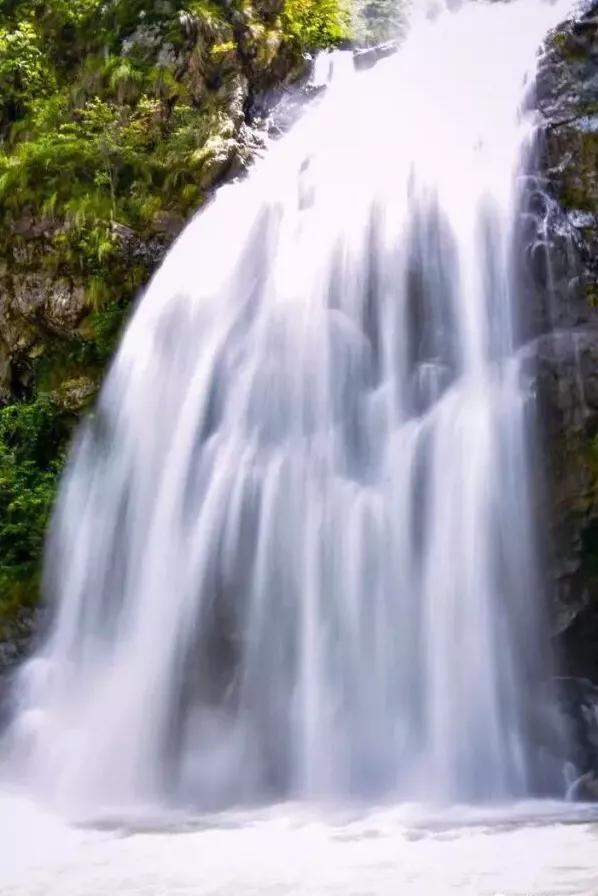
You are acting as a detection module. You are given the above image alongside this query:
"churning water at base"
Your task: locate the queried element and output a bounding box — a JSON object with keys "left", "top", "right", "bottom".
{"left": 4, "top": 796, "right": 598, "bottom": 896}
{"left": 0, "top": 0, "right": 576, "bottom": 815}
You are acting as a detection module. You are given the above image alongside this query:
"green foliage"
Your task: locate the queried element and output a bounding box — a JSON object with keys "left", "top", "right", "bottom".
{"left": 0, "top": 398, "right": 73, "bottom": 621}
{"left": 0, "top": 21, "right": 54, "bottom": 129}
{"left": 0, "top": 0, "right": 346, "bottom": 253}
{"left": 281, "top": 0, "right": 350, "bottom": 49}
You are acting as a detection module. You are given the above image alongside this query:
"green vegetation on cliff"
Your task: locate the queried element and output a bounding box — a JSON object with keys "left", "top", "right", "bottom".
{"left": 0, "top": 0, "right": 348, "bottom": 646}
{"left": 0, "top": 398, "right": 72, "bottom": 640}
{"left": 0, "top": 1, "right": 349, "bottom": 289}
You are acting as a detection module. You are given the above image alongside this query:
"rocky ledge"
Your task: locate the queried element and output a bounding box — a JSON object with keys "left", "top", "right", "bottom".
{"left": 530, "top": 0, "right": 598, "bottom": 777}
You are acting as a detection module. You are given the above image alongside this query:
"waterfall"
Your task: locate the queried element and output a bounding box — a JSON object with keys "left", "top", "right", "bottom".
{"left": 1, "top": 0, "right": 574, "bottom": 814}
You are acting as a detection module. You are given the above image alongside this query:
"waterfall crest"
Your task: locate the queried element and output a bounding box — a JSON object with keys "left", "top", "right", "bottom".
{"left": 1, "top": 0, "right": 574, "bottom": 812}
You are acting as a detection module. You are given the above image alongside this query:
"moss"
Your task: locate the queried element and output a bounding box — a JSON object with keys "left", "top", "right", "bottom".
{"left": 556, "top": 130, "right": 598, "bottom": 214}
{"left": 549, "top": 29, "right": 588, "bottom": 64}
{"left": 554, "top": 433, "right": 598, "bottom": 537}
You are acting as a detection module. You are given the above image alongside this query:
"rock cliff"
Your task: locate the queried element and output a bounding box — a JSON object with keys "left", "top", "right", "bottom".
{"left": 536, "top": 1, "right": 598, "bottom": 676}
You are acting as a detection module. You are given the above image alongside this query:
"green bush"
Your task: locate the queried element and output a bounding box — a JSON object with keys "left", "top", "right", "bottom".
{"left": 282, "top": 0, "right": 350, "bottom": 49}
{"left": 0, "top": 398, "right": 73, "bottom": 619}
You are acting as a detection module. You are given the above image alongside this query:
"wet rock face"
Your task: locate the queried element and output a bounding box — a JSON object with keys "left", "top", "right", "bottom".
{"left": 534, "top": 333, "right": 598, "bottom": 646}
{"left": 534, "top": 2, "right": 598, "bottom": 681}
{"left": 556, "top": 677, "right": 598, "bottom": 786}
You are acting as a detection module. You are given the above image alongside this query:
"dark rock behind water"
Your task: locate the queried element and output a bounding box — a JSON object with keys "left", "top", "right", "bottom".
{"left": 531, "top": 0, "right": 598, "bottom": 781}
{"left": 536, "top": 1, "right": 598, "bottom": 667}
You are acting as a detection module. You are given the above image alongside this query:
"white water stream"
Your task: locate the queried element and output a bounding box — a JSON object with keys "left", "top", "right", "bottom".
{"left": 3, "top": 2, "right": 596, "bottom": 893}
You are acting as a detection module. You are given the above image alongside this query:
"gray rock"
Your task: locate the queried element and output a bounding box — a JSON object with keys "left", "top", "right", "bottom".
{"left": 532, "top": 2, "right": 598, "bottom": 678}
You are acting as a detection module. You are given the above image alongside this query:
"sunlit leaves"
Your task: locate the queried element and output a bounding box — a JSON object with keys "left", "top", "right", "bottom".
{"left": 0, "top": 22, "right": 54, "bottom": 127}
{"left": 281, "top": 0, "right": 350, "bottom": 49}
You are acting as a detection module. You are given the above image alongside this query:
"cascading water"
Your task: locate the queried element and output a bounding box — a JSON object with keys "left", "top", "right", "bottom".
{"left": 0, "top": 0, "right": 575, "bottom": 814}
